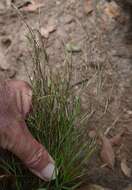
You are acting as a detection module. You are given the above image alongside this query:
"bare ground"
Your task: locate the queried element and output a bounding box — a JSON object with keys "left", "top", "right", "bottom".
{"left": 0, "top": 0, "right": 132, "bottom": 189}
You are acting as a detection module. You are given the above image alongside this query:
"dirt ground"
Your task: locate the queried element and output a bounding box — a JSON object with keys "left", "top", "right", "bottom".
{"left": 0, "top": 0, "right": 132, "bottom": 189}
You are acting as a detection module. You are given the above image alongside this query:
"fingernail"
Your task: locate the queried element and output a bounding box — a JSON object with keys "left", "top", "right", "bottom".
{"left": 41, "top": 163, "right": 58, "bottom": 181}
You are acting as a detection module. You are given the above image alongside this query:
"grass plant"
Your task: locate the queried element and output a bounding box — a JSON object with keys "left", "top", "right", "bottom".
{"left": 0, "top": 31, "right": 96, "bottom": 190}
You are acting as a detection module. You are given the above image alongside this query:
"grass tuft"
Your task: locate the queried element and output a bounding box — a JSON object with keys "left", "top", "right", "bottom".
{"left": 0, "top": 31, "right": 96, "bottom": 190}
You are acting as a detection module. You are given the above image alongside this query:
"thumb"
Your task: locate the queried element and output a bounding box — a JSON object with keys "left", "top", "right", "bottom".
{"left": 1, "top": 119, "right": 56, "bottom": 181}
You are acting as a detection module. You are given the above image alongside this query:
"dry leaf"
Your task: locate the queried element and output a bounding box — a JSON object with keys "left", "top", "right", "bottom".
{"left": 84, "top": 0, "right": 93, "bottom": 15}
{"left": 100, "top": 135, "right": 115, "bottom": 168}
{"left": 40, "top": 19, "right": 57, "bottom": 38}
{"left": 20, "top": 0, "right": 45, "bottom": 12}
{"left": 104, "top": 1, "right": 121, "bottom": 19}
{"left": 110, "top": 130, "right": 125, "bottom": 146}
{"left": 40, "top": 23, "right": 56, "bottom": 38}
{"left": 63, "top": 15, "right": 73, "bottom": 24}
{"left": 121, "top": 158, "right": 131, "bottom": 177}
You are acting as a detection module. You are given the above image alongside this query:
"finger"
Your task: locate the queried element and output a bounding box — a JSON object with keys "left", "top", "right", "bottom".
{"left": 7, "top": 80, "right": 32, "bottom": 118}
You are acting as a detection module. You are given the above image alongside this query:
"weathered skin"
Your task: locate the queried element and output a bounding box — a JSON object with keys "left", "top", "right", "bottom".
{"left": 0, "top": 80, "right": 56, "bottom": 181}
